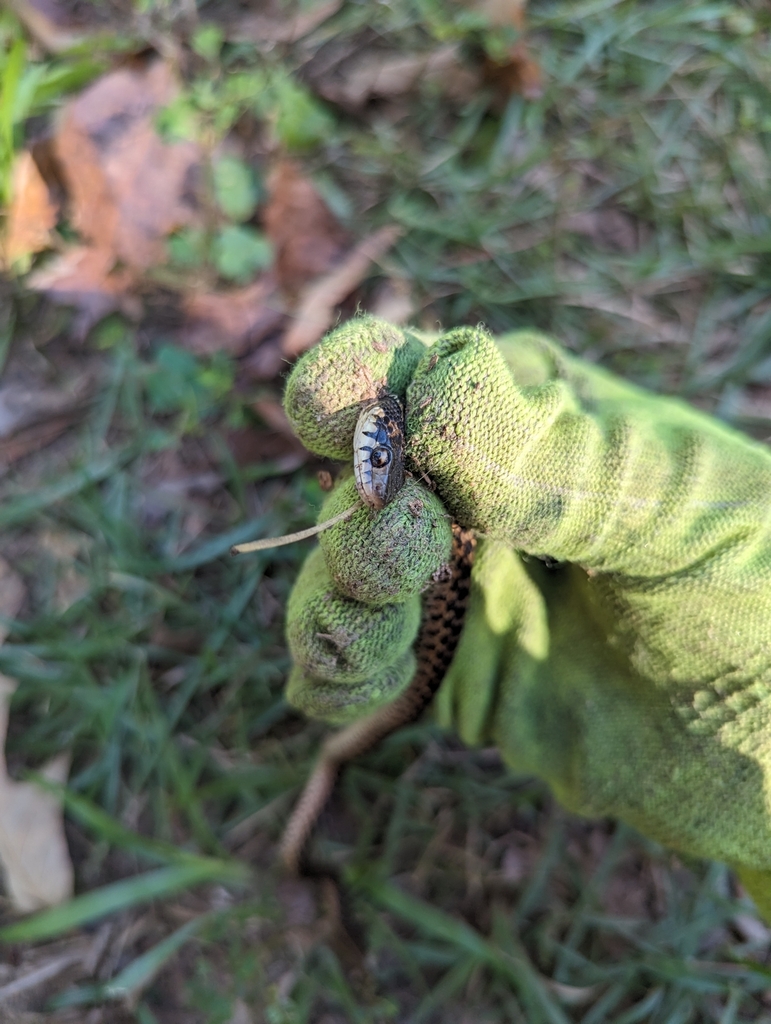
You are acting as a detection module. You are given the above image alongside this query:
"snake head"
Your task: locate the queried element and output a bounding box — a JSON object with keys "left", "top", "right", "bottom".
{"left": 352, "top": 395, "right": 405, "bottom": 510}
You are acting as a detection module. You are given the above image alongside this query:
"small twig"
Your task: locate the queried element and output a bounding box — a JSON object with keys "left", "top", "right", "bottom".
{"left": 231, "top": 501, "right": 361, "bottom": 555}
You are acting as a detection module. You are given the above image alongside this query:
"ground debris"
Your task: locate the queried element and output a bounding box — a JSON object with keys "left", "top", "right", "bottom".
{"left": 0, "top": 559, "right": 73, "bottom": 913}
{"left": 27, "top": 60, "right": 202, "bottom": 337}
{"left": 2, "top": 151, "right": 59, "bottom": 270}
{"left": 181, "top": 275, "right": 285, "bottom": 357}
{"left": 264, "top": 159, "right": 351, "bottom": 301}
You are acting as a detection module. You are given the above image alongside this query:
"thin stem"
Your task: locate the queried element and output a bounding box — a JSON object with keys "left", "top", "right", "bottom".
{"left": 230, "top": 501, "right": 361, "bottom": 555}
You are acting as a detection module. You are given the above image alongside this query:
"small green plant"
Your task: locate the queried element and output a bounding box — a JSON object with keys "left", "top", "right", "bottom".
{"left": 144, "top": 344, "right": 236, "bottom": 429}
{"left": 213, "top": 224, "right": 273, "bottom": 282}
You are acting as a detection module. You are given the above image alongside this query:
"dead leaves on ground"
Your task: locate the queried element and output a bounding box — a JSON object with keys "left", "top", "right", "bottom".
{"left": 0, "top": 348, "right": 99, "bottom": 469}
{"left": 263, "top": 161, "right": 351, "bottom": 300}
{"left": 2, "top": 1, "right": 544, "bottom": 363}
{"left": 5, "top": 58, "right": 401, "bottom": 359}
{"left": 3, "top": 152, "right": 59, "bottom": 269}
{"left": 479, "top": 0, "right": 543, "bottom": 102}
{"left": 25, "top": 61, "right": 202, "bottom": 337}
{"left": 0, "top": 558, "right": 73, "bottom": 913}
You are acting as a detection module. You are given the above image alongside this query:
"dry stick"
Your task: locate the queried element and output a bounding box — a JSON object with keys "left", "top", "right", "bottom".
{"left": 231, "top": 501, "right": 361, "bottom": 555}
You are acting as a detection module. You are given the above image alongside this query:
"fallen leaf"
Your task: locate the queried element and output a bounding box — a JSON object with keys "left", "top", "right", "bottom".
{"left": 282, "top": 225, "right": 401, "bottom": 356}
{"left": 228, "top": 0, "right": 342, "bottom": 44}
{"left": 27, "top": 245, "right": 138, "bottom": 339}
{"left": 0, "top": 729, "right": 73, "bottom": 912}
{"left": 3, "top": 151, "right": 59, "bottom": 268}
{"left": 252, "top": 397, "right": 297, "bottom": 436}
{"left": 182, "top": 275, "right": 285, "bottom": 357}
{"left": 317, "top": 45, "right": 461, "bottom": 107}
{"left": 53, "top": 61, "right": 202, "bottom": 271}
{"left": 0, "top": 413, "right": 80, "bottom": 467}
{"left": 7, "top": 0, "right": 93, "bottom": 53}
{"left": 482, "top": 44, "right": 542, "bottom": 100}
{"left": 478, "top": 0, "right": 543, "bottom": 100}
{"left": 0, "top": 370, "right": 93, "bottom": 441}
{"left": 0, "top": 346, "right": 97, "bottom": 465}
{"left": 0, "top": 558, "right": 73, "bottom": 912}
{"left": 263, "top": 160, "right": 350, "bottom": 298}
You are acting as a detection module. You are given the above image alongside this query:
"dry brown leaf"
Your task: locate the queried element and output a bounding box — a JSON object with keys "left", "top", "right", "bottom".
{"left": 0, "top": 413, "right": 80, "bottom": 467}
{"left": 3, "top": 151, "right": 59, "bottom": 268}
{"left": 54, "top": 61, "right": 202, "bottom": 271}
{"left": 0, "top": 355, "right": 95, "bottom": 465}
{"left": 0, "top": 371, "right": 93, "bottom": 441}
{"left": 0, "top": 558, "right": 73, "bottom": 912}
{"left": 483, "top": 44, "right": 542, "bottom": 100}
{"left": 182, "top": 276, "right": 285, "bottom": 357}
{"left": 264, "top": 160, "right": 350, "bottom": 298}
{"left": 478, "top": 0, "right": 542, "bottom": 100}
{"left": 0, "top": 718, "right": 73, "bottom": 913}
{"left": 318, "top": 45, "right": 461, "bottom": 107}
{"left": 27, "top": 245, "right": 138, "bottom": 339}
{"left": 282, "top": 225, "right": 401, "bottom": 357}
{"left": 229, "top": 0, "right": 341, "bottom": 44}
{"left": 7, "top": 0, "right": 92, "bottom": 53}
{"left": 232, "top": 396, "right": 310, "bottom": 467}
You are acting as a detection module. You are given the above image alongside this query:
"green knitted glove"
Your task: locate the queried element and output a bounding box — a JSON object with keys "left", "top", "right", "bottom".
{"left": 283, "top": 316, "right": 771, "bottom": 916}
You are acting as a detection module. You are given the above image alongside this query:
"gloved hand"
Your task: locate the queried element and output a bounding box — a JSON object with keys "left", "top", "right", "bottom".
{"left": 282, "top": 316, "right": 771, "bottom": 916}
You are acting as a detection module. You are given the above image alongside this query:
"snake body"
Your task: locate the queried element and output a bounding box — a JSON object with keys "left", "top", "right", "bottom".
{"left": 280, "top": 395, "right": 476, "bottom": 875}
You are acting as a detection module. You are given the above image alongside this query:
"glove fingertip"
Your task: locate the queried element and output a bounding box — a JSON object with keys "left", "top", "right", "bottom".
{"left": 284, "top": 315, "right": 428, "bottom": 459}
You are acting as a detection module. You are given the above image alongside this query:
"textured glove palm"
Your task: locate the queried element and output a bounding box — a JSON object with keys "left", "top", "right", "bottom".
{"left": 283, "top": 317, "right": 771, "bottom": 915}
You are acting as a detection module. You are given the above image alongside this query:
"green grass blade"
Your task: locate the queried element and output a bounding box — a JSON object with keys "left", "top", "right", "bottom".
{"left": 0, "top": 861, "right": 248, "bottom": 943}
{"left": 35, "top": 782, "right": 204, "bottom": 866}
{"left": 103, "top": 914, "right": 212, "bottom": 999}
{"left": 0, "top": 36, "right": 25, "bottom": 186}
{"left": 0, "top": 448, "right": 137, "bottom": 529}
{"left": 359, "top": 874, "right": 571, "bottom": 1024}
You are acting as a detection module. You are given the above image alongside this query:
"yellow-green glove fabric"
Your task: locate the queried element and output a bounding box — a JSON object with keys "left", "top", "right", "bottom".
{"left": 283, "top": 316, "right": 771, "bottom": 916}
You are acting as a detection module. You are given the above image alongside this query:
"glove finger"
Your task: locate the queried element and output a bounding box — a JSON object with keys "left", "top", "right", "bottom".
{"left": 287, "top": 545, "right": 421, "bottom": 682}
{"left": 286, "top": 651, "right": 417, "bottom": 725}
{"left": 285, "top": 476, "right": 453, "bottom": 722}
{"left": 318, "top": 477, "right": 453, "bottom": 605}
{"left": 284, "top": 316, "right": 429, "bottom": 459}
{"left": 407, "top": 325, "right": 771, "bottom": 578}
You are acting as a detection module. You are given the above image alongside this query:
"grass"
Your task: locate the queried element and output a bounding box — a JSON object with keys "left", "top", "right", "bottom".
{"left": 2, "top": 0, "right": 771, "bottom": 1020}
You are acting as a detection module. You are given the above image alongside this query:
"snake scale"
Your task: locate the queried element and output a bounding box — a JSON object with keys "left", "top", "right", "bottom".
{"left": 279, "top": 393, "right": 476, "bottom": 876}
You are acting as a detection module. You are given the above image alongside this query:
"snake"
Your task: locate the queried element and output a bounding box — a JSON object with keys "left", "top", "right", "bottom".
{"left": 279, "top": 393, "right": 476, "bottom": 877}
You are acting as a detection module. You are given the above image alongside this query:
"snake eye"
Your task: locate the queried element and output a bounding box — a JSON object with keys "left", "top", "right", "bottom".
{"left": 370, "top": 447, "right": 391, "bottom": 469}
